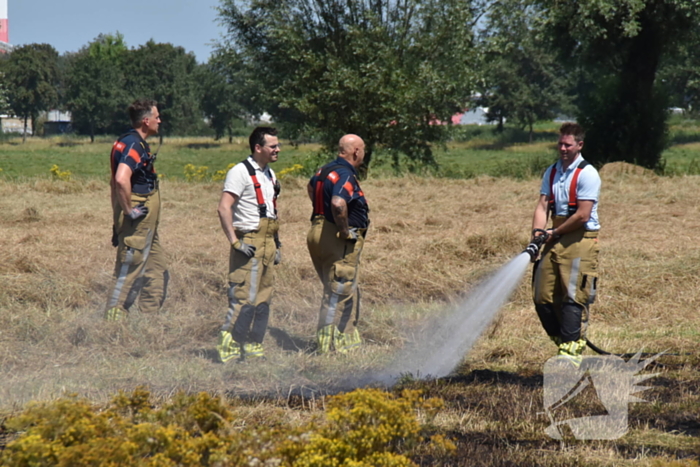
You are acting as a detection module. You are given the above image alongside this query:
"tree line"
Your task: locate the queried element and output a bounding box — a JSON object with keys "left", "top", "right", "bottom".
{"left": 1, "top": 0, "right": 699, "bottom": 169}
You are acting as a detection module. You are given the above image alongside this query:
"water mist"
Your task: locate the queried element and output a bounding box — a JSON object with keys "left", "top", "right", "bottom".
{"left": 366, "top": 252, "right": 533, "bottom": 386}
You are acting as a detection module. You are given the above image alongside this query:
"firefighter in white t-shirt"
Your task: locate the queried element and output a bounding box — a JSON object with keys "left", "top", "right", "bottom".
{"left": 216, "top": 127, "right": 281, "bottom": 363}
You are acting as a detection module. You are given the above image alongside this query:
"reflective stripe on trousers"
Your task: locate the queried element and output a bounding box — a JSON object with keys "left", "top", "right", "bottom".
{"left": 107, "top": 227, "right": 155, "bottom": 309}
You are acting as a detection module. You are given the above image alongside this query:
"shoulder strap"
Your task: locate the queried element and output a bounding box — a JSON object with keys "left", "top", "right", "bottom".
{"left": 272, "top": 171, "right": 280, "bottom": 217}
{"left": 242, "top": 159, "right": 267, "bottom": 218}
{"left": 312, "top": 163, "right": 345, "bottom": 217}
{"left": 547, "top": 163, "right": 557, "bottom": 214}
{"left": 567, "top": 160, "right": 589, "bottom": 216}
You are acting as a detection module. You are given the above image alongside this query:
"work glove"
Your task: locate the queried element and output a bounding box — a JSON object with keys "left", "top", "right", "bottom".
{"left": 128, "top": 204, "right": 148, "bottom": 220}
{"left": 338, "top": 227, "right": 359, "bottom": 241}
{"left": 111, "top": 225, "right": 119, "bottom": 247}
{"left": 233, "top": 240, "right": 256, "bottom": 258}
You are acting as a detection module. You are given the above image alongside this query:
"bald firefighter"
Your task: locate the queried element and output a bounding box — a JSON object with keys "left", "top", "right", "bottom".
{"left": 216, "top": 127, "right": 282, "bottom": 363}
{"left": 307, "top": 134, "right": 370, "bottom": 354}
{"left": 531, "top": 122, "right": 601, "bottom": 364}
{"left": 105, "top": 99, "right": 169, "bottom": 320}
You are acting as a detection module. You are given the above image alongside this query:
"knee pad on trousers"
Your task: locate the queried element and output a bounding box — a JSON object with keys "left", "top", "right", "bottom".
{"left": 330, "top": 278, "right": 354, "bottom": 297}
{"left": 535, "top": 303, "right": 560, "bottom": 337}
{"left": 560, "top": 302, "right": 584, "bottom": 342}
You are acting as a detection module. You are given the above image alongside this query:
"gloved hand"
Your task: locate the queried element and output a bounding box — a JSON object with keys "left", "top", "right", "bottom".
{"left": 111, "top": 225, "right": 119, "bottom": 247}
{"left": 338, "top": 227, "right": 359, "bottom": 241}
{"left": 233, "top": 240, "right": 256, "bottom": 258}
{"left": 128, "top": 204, "right": 149, "bottom": 220}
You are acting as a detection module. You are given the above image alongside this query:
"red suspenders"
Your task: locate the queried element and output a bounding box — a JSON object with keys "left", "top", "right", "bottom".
{"left": 242, "top": 159, "right": 279, "bottom": 218}
{"left": 548, "top": 160, "right": 589, "bottom": 217}
{"left": 312, "top": 164, "right": 343, "bottom": 216}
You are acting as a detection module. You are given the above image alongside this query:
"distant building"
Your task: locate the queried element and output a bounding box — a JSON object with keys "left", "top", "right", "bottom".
{"left": 247, "top": 112, "right": 273, "bottom": 125}
{"left": 44, "top": 110, "right": 73, "bottom": 135}
{"left": 429, "top": 107, "right": 497, "bottom": 126}
{"left": 0, "top": 0, "right": 11, "bottom": 54}
{"left": 0, "top": 115, "right": 31, "bottom": 135}
{"left": 453, "top": 107, "right": 495, "bottom": 126}
{"left": 1, "top": 110, "right": 73, "bottom": 136}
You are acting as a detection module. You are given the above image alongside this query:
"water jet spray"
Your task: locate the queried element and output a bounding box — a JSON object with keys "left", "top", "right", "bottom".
{"left": 365, "top": 248, "right": 537, "bottom": 386}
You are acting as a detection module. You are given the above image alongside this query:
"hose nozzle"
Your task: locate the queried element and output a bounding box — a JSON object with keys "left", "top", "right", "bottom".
{"left": 524, "top": 229, "right": 549, "bottom": 262}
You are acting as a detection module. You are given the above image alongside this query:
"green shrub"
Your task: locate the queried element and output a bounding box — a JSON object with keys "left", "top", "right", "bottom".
{"left": 0, "top": 388, "right": 452, "bottom": 467}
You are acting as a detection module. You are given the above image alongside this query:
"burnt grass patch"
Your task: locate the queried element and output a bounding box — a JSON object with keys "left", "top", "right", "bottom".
{"left": 395, "top": 361, "right": 700, "bottom": 466}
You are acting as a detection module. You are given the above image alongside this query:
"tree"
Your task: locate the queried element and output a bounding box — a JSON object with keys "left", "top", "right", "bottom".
{"left": 658, "top": 22, "right": 700, "bottom": 114}
{"left": 0, "top": 69, "right": 11, "bottom": 116}
{"left": 4, "top": 43, "right": 60, "bottom": 142}
{"left": 536, "top": 0, "right": 700, "bottom": 169}
{"left": 198, "top": 50, "right": 249, "bottom": 142}
{"left": 217, "top": 0, "right": 479, "bottom": 171}
{"left": 476, "top": 1, "right": 572, "bottom": 141}
{"left": 64, "top": 33, "right": 129, "bottom": 142}
{"left": 125, "top": 41, "right": 202, "bottom": 138}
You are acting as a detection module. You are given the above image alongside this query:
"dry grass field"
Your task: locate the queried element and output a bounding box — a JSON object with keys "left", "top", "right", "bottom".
{"left": 0, "top": 165, "right": 699, "bottom": 465}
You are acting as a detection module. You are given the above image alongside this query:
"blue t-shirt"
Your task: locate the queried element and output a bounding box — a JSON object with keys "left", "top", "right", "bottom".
{"left": 110, "top": 130, "right": 158, "bottom": 194}
{"left": 309, "top": 157, "right": 369, "bottom": 228}
{"left": 540, "top": 155, "right": 601, "bottom": 230}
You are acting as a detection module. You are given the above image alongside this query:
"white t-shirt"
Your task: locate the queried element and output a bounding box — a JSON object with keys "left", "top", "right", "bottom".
{"left": 540, "top": 155, "right": 601, "bottom": 231}
{"left": 223, "top": 156, "right": 278, "bottom": 232}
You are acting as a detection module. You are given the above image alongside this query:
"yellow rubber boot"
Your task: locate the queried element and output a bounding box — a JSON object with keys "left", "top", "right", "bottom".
{"left": 217, "top": 331, "right": 242, "bottom": 363}
{"left": 335, "top": 328, "right": 362, "bottom": 354}
{"left": 243, "top": 342, "right": 265, "bottom": 358}
{"left": 105, "top": 307, "right": 126, "bottom": 321}
{"left": 557, "top": 339, "right": 587, "bottom": 366}
{"left": 316, "top": 325, "right": 336, "bottom": 354}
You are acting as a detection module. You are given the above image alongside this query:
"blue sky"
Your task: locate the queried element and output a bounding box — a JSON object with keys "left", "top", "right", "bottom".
{"left": 9, "top": 0, "right": 226, "bottom": 62}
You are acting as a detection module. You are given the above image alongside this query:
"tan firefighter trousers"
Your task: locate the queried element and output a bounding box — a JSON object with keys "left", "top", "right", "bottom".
{"left": 533, "top": 224, "right": 599, "bottom": 343}
{"left": 107, "top": 188, "right": 169, "bottom": 315}
{"left": 221, "top": 218, "right": 279, "bottom": 344}
{"left": 307, "top": 217, "right": 365, "bottom": 350}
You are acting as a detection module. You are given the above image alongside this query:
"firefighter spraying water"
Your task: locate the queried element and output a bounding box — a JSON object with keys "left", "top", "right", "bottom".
{"left": 367, "top": 123, "right": 603, "bottom": 384}
{"left": 366, "top": 224, "right": 600, "bottom": 386}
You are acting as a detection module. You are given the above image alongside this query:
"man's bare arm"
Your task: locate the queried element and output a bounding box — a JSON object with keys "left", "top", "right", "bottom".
{"left": 217, "top": 191, "right": 239, "bottom": 245}
{"left": 531, "top": 194, "right": 549, "bottom": 238}
{"left": 331, "top": 195, "right": 350, "bottom": 238}
{"left": 114, "top": 164, "right": 134, "bottom": 214}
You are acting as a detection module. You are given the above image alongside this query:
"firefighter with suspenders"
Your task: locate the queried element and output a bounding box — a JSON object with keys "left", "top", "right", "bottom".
{"left": 216, "top": 127, "right": 282, "bottom": 363}
{"left": 105, "top": 99, "right": 169, "bottom": 320}
{"left": 307, "top": 134, "right": 370, "bottom": 354}
{"left": 531, "top": 122, "right": 601, "bottom": 365}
